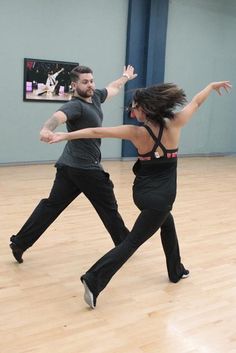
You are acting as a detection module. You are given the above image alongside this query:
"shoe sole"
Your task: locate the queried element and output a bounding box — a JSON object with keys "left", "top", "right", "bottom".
{"left": 82, "top": 280, "right": 95, "bottom": 309}
{"left": 181, "top": 271, "right": 190, "bottom": 279}
{"left": 181, "top": 274, "right": 189, "bottom": 278}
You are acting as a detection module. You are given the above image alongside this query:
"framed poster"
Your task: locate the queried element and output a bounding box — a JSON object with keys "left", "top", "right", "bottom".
{"left": 23, "top": 58, "right": 79, "bottom": 102}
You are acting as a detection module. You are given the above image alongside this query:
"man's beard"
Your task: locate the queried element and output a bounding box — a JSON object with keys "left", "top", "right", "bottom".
{"left": 75, "top": 87, "right": 94, "bottom": 98}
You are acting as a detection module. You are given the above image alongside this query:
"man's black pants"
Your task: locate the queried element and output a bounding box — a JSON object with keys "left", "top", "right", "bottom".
{"left": 10, "top": 166, "right": 129, "bottom": 250}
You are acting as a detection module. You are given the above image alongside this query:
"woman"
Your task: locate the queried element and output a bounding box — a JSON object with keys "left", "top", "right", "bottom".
{"left": 49, "top": 81, "right": 231, "bottom": 308}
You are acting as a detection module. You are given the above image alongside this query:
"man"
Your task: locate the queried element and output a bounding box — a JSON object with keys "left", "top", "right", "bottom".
{"left": 10, "top": 64, "right": 137, "bottom": 263}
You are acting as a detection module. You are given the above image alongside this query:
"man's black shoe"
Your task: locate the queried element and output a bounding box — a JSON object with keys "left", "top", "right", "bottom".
{"left": 9, "top": 243, "right": 24, "bottom": 263}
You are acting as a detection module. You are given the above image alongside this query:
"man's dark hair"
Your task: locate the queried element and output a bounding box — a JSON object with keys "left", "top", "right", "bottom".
{"left": 70, "top": 65, "right": 93, "bottom": 82}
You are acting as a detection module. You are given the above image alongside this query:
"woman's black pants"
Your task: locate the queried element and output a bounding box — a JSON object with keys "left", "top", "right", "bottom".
{"left": 82, "top": 209, "right": 186, "bottom": 298}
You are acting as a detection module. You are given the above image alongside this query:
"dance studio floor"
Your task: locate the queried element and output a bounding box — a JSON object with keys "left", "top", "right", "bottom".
{"left": 0, "top": 157, "right": 236, "bottom": 353}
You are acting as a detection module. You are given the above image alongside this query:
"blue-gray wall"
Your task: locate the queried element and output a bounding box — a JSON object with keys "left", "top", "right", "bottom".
{"left": 0, "top": 0, "right": 236, "bottom": 164}
{"left": 165, "top": 0, "right": 236, "bottom": 155}
{"left": 0, "top": 0, "right": 128, "bottom": 164}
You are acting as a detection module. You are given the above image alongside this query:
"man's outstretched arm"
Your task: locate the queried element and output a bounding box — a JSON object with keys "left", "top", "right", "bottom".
{"left": 106, "top": 65, "right": 137, "bottom": 99}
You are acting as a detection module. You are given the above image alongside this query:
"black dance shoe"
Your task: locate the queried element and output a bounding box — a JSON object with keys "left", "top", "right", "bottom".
{"left": 9, "top": 242, "right": 24, "bottom": 263}
{"left": 181, "top": 269, "right": 190, "bottom": 278}
{"left": 169, "top": 266, "right": 190, "bottom": 283}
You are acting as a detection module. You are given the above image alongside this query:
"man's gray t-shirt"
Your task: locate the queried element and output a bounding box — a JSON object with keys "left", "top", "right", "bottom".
{"left": 56, "top": 89, "right": 107, "bottom": 170}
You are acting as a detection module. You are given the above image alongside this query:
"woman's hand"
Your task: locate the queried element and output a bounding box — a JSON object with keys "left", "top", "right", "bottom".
{"left": 211, "top": 81, "right": 232, "bottom": 95}
{"left": 48, "top": 132, "right": 68, "bottom": 144}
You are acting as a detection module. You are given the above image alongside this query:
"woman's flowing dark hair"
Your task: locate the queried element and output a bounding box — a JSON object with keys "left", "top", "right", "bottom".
{"left": 132, "top": 83, "right": 187, "bottom": 126}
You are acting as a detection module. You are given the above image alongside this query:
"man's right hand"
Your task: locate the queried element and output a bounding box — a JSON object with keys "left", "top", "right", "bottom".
{"left": 40, "top": 129, "right": 54, "bottom": 143}
{"left": 40, "top": 112, "right": 67, "bottom": 143}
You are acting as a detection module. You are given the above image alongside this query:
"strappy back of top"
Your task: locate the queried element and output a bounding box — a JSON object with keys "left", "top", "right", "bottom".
{"left": 138, "top": 125, "right": 178, "bottom": 160}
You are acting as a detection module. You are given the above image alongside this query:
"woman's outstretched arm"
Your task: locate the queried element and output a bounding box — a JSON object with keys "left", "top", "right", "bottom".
{"left": 173, "top": 81, "right": 232, "bottom": 127}
{"left": 47, "top": 125, "right": 141, "bottom": 145}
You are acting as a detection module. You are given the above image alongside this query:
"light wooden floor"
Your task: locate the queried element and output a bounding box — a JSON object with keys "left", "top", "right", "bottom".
{"left": 0, "top": 157, "right": 236, "bottom": 353}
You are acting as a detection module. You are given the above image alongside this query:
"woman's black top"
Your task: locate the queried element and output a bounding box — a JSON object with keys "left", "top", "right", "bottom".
{"left": 132, "top": 125, "right": 178, "bottom": 211}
